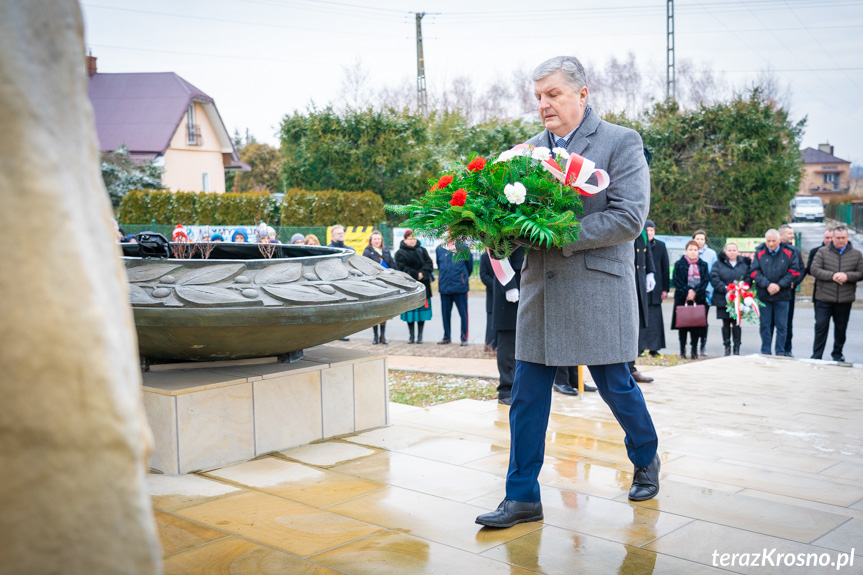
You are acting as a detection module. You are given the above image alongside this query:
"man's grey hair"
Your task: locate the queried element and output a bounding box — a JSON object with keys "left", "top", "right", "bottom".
{"left": 532, "top": 56, "right": 589, "bottom": 92}
{"left": 765, "top": 228, "right": 780, "bottom": 239}
{"left": 833, "top": 225, "right": 848, "bottom": 234}
{"left": 778, "top": 224, "right": 794, "bottom": 233}
{"left": 332, "top": 224, "right": 345, "bottom": 232}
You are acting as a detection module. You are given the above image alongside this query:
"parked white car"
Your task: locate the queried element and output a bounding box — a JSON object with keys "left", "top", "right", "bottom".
{"left": 789, "top": 196, "right": 825, "bottom": 222}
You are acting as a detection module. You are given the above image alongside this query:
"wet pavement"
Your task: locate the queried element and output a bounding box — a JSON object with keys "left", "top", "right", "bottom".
{"left": 151, "top": 354, "right": 862, "bottom": 574}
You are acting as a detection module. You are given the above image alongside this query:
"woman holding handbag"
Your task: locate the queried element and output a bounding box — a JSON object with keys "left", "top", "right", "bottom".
{"left": 709, "top": 243, "right": 752, "bottom": 356}
{"left": 671, "top": 240, "right": 710, "bottom": 359}
{"left": 362, "top": 229, "right": 396, "bottom": 344}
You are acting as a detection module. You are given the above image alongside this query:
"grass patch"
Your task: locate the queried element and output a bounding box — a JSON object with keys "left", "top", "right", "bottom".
{"left": 389, "top": 370, "right": 498, "bottom": 407}
{"left": 636, "top": 351, "right": 689, "bottom": 367}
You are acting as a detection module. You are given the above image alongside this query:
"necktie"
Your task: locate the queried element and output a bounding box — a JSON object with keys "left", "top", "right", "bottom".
{"left": 555, "top": 137, "right": 567, "bottom": 149}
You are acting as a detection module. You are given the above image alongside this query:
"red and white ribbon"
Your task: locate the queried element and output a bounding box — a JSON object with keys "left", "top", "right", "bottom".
{"left": 488, "top": 248, "right": 516, "bottom": 286}
{"left": 541, "top": 152, "right": 610, "bottom": 196}
{"left": 725, "top": 281, "right": 759, "bottom": 326}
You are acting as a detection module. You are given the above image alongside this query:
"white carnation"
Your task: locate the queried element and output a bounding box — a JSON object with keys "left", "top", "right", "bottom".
{"left": 496, "top": 149, "right": 515, "bottom": 163}
{"left": 552, "top": 147, "right": 570, "bottom": 159}
{"left": 531, "top": 146, "right": 551, "bottom": 160}
{"left": 504, "top": 182, "right": 527, "bottom": 205}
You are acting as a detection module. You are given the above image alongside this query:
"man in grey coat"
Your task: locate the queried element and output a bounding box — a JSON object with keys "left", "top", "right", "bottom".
{"left": 476, "top": 56, "right": 660, "bottom": 529}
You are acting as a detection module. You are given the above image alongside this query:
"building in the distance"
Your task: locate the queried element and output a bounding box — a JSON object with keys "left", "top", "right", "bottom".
{"left": 87, "top": 55, "right": 248, "bottom": 194}
{"left": 799, "top": 143, "right": 851, "bottom": 199}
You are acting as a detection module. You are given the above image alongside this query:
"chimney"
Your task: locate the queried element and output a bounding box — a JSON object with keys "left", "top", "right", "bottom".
{"left": 87, "top": 53, "right": 97, "bottom": 77}
{"left": 818, "top": 143, "right": 834, "bottom": 156}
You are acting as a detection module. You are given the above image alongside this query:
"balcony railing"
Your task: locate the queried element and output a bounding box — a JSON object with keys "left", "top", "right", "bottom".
{"left": 187, "top": 124, "right": 202, "bottom": 146}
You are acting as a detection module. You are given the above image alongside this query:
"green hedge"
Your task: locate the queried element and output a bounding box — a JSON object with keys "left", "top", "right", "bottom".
{"left": 119, "top": 190, "right": 279, "bottom": 225}
{"left": 118, "top": 188, "right": 385, "bottom": 227}
{"left": 280, "top": 189, "right": 385, "bottom": 226}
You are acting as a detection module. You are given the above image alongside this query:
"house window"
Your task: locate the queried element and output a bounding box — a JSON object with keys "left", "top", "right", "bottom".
{"left": 202, "top": 172, "right": 209, "bottom": 193}
{"left": 824, "top": 173, "right": 839, "bottom": 190}
{"left": 187, "top": 104, "right": 200, "bottom": 146}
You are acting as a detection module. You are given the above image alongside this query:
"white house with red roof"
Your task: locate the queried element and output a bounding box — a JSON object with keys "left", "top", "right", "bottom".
{"left": 87, "top": 56, "right": 248, "bottom": 194}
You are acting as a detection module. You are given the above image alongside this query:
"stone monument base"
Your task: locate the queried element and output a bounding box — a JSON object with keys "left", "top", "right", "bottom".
{"left": 142, "top": 346, "right": 388, "bottom": 475}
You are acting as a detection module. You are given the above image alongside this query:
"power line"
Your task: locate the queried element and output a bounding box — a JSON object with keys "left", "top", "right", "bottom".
{"left": 739, "top": 1, "right": 860, "bottom": 111}
{"left": 427, "top": 0, "right": 861, "bottom": 20}
{"left": 691, "top": 0, "right": 863, "bottom": 126}
{"left": 88, "top": 43, "right": 339, "bottom": 65}
{"left": 781, "top": 0, "right": 863, "bottom": 95}
{"left": 235, "top": 0, "right": 410, "bottom": 20}
{"left": 82, "top": 3, "right": 407, "bottom": 37}
{"left": 240, "top": 0, "right": 410, "bottom": 16}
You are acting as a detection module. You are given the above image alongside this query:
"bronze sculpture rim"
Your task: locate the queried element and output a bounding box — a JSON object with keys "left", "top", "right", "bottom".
{"left": 122, "top": 246, "right": 427, "bottom": 362}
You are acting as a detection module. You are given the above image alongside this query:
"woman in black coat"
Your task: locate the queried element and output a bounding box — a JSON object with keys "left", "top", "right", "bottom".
{"left": 671, "top": 240, "right": 710, "bottom": 359}
{"left": 362, "top": 229, "right": 396, "bottom": 344}
{"left": 709, "top": 243, "right": 752, "bottom": 355}
{"left": 394, "top": 229, "right": 434, "bottom": 344}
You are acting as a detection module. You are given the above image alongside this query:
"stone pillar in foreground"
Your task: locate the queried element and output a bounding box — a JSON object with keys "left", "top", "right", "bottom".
{"left": 0, "top": 1, "right": 161, "bottom": 573}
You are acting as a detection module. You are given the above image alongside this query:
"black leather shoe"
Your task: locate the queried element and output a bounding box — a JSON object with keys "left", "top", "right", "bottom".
{"left": 553, "top": 382, "right": 578, "bottom": 396}
{"left": 628, "top": 454, "right": 660, "bottom": 501}
{"left": 437, "top": 338, "right": 451, "bottom": 345}
{"left": 631, "top": 371, "right": 654, "bottom": 384}
{"left": 475, "top": 499, "right": 543, "bottom": 528}
{"left": 583, "top": 382, "right": 598, "bottom": 392}
{"left": 833, "top": 354, "right": 845, "bottom": 362}
{"left": 498, "top": 395, "right": 512, "bottom": 406}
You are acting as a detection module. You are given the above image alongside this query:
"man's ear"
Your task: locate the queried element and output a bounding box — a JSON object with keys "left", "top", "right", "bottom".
{"left": 579, "top": 86, "right": 589, "bottom": 105}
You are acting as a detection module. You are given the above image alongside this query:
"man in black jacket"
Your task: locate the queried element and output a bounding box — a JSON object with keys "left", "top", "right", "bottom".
{"left": 479, "top": 251, "right": 497, "bottom": 352}
{"left": 778, "top": 224, "right": 804, "bottom": 356}
{"left": 630, "top": 225, "right": 656, "bottom": 383}
{"left": 640, "top": 221, "right": 670, "bottom": 356}
{"left": 749, "top": 229, "right": 802, "bottom": 356}
{"left": 492, "top": 248, "right": 525, "bottom": 405}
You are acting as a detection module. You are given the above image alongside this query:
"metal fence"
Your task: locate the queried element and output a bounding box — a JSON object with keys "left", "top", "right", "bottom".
{"left": 826, "top": 203, "right": 863, "bottom": 232}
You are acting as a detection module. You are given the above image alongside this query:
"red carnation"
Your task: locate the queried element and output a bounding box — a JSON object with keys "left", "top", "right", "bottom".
{"left": 467, "top": 157, "right": 487, "bottom": 172}
{"left": 437, "top": 175, "right": 454, "bottom": 190}
{"left": 449, "top": 188, "right": 467, "bottom": 207}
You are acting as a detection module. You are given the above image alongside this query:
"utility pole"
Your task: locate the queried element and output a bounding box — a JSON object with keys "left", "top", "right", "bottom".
{"left": 666, "top": 0, "right": 676, "bottom": 100}
{"left": 415, "top": 12, "right": 428, "bottom": 116}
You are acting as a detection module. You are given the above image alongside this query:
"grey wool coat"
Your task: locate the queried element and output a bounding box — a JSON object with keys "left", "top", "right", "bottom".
{"left": 516, "top": 112, "right": 650, "bottom": 366}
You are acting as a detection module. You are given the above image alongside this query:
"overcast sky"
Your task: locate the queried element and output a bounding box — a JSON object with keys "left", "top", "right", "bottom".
{"left": 82, "top": 0, "right": 863, "bottom": 165}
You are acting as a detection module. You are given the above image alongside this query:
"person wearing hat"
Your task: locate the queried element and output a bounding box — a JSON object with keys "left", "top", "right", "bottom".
{"left": 231, "top": 229, "right": 248, "bottom": 243}
{"left": 267, "top": 226, "right": 279, "bottom": 243}
{"left": 172, "top": 225, "right": 189, "bottom": 243}
{"left": 640, "top": 220, "right": 670, "bottom": 356}
{"left": 211, "top": 233, "right": 224, "bottom": 242}
{"left": 290, "top": 233, "right": 305, "bottom": 245}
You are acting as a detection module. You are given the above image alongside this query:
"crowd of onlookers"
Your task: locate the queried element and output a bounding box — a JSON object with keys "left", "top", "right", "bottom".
{"left": 653, "top": 223, "right": 861, "bottom": 363}
{"left": 117, "top": 222, "right": 324, "bottom": 246}
{"left": 115, "top": 219, "right": 861, "bottom": 364}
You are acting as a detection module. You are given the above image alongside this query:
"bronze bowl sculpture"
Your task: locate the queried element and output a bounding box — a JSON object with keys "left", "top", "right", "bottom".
{"left": 121, "top": 242, "right": 425, "bottom": 367}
